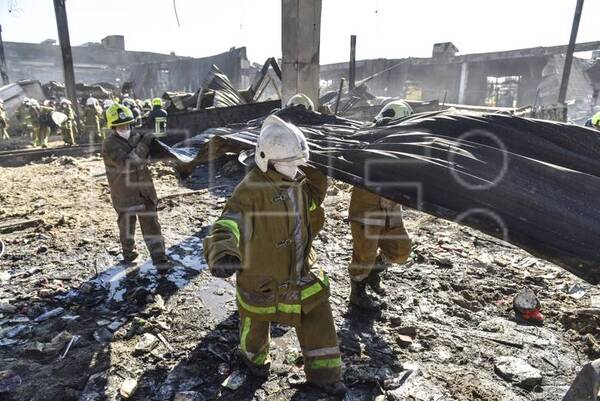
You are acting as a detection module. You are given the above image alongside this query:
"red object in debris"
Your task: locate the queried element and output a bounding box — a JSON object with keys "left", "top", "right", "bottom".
{"left": 513, "top": 287, "right": 544, "bottom": 323}
{"left": 520, "top": 308, "right": 544, "bottom": 322}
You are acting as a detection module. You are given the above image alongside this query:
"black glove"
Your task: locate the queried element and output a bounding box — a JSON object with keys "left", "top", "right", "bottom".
{"left": 140, "top": 132, "right": 156, "bottom": 146}
{"left": 211, "top": 255, "right": 241, "bottom": 278}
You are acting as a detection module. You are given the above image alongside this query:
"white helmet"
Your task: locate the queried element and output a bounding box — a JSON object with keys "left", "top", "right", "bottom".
{"left": 374, "top": 100, "right": 413, "bottom": 124}
{"left": 22, "top": 97, "right": 31, "bottom": 106}
{"left": 28, "top": 99, "right": 40, "bottom": 108}
{"left": 60, "top": 98, "right": 71, "bottom": 106}
{"left": 86, "top": 97, "right": 98, "bottom": 107}
{"left": 103, "top": 99, "right": 114, "bottom": 109}
{"left": 286, "top": 93, "right": 315, "bottom": 111}
{"left": 255, "top": 115, "right": 309, "bottom": 178}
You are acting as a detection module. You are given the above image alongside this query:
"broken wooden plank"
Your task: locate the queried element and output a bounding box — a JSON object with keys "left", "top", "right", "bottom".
{"left": 0, "top": 218, "right": 44, "bottom": 234}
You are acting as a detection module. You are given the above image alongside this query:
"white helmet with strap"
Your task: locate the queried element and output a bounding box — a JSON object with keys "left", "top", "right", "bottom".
{"left": 286, "top": 93, "right": 315, "bottom": 111}
{"left": 86, "top": 97, "right": 98, "bottom": 107}
{"left": 374, "top": 100, "right": 413, "bottom": 123}
{"left": 103, "top": 99, "right": 114, "bottom": 109}
{"left": 255, "top": 115, "right": 309, "bottom": 178}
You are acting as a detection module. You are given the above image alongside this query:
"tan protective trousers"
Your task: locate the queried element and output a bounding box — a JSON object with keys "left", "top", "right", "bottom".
{"left": 34, "top": 126, "right": 49, "bottom": 147}
{"left": 116, "top": 201, "right": 166, "bottom": 262}
{"left": 238, "top": 299, "right": 341, "bottom": 385}
{"left": 348, "top": 221, "right": 412, "bottom": 281}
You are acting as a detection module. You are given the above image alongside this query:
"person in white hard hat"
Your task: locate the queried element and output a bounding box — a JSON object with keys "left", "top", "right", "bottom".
{"left": 203, "top": 115, "right": 347, "bottom": 396}
{"left": 286, "top": 93, "right": 315, "bottom": 112}
{"left": 83, "top": 97, "right": 102, "bottom": 143}
{"left": 373, "top": 99, "right": 414, "bottom": 126}
{"left": 59, "top": 98, "right": 77, "bottom": 145}
{"left": 348, "top": 100, "right": 413, "bottom": 311}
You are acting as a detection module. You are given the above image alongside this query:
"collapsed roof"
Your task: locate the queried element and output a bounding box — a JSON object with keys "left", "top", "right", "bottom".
{"left": 152, "top": 108, "right": 600, "bottom": 284}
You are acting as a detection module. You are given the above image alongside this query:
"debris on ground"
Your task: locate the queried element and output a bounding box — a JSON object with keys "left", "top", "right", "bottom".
{"left": 0, "top": 153, "right": 598, "bottom": 400}
{"left": 513, "top": 287, "right": 544, "bottom": 323}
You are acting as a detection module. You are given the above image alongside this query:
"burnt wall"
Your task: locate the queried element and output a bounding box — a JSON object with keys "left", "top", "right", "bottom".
{"left": 4, "top": 41, "right": 186, "bottom": 86}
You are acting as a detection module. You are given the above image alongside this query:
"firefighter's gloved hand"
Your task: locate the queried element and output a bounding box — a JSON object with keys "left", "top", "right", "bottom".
{"left": 211, "top": 255, "right": 242, "bottom": 278}
{"left": 140, "top": 132, "right": 156, "bottom": 146}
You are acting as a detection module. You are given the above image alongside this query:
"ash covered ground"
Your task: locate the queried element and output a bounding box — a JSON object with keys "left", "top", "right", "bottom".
{"left": 1, "top": 148, "right": 599, "bottom": 401}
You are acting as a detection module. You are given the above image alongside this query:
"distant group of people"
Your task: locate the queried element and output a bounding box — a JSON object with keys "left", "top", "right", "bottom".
{"left": 100, "top": 93, "right": 415, "bottom": 396}
{"left": 5, "top": 94, "right": 167, "bottom": 148}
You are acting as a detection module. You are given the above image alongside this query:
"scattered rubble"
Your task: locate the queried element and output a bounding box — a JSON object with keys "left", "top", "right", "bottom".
{"left": 494, "top": 356, "right": 543, "bottom": 389}
{"left": 0, "top": 153, "right": 598, "bottom": 400}
{"left": 119, "top": 378, "right": 138, "bottom": 399}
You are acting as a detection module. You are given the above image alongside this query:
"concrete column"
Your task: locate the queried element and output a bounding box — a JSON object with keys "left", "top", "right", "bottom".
{"left": 0, "top": 25, "right": 9, "bottom": 85}
{"left": 458, "top": 62, "right": 469, "bottom": 105}
{"left": 281, "top": 0, "right": 322, "bottom": 107}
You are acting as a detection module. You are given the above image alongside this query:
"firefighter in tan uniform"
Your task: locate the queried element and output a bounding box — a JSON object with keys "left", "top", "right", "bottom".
{"left": 29, "top": 99, "right": 53, "bottom": 149}
{"left": 83, "top": 97, "right": 103, "bottom": 143}
{"left": 0, "top": 100, "right": 9, "bottom": 140}
{"left": 101, "top": 103, "right": 170, "bottom": 272}
{"left": 59, "top": 98, "right": 77, "bottom": 146}
{"left": 203, "top": 115, "right": 346, "bottom": 396}
{"left": 16, "top": 98, "right": 33, "bottom": 140}
{"left": 348, "top": 100, "right": 414, "bottom": 310}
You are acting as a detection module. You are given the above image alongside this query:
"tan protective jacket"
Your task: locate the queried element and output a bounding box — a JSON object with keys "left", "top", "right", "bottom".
{"left": 203, "top": 167, "right": 330, "bottom": 326}
{"left": 102, "top": 131, "right": 157, "bottom": 212}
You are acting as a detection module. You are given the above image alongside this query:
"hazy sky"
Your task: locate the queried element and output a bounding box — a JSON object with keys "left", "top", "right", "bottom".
{"left": 1, "top": 0, "right": 599, "bottom": 64}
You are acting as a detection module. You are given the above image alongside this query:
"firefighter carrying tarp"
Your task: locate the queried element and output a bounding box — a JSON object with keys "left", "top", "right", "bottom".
{"left": 203, "top": 115, "right": 347, "bottom": 396}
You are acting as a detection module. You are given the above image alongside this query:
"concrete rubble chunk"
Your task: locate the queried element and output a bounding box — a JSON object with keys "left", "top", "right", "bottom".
{"left": 93, "top": 327, "right": 113, "bottom": 344}
{"left": 0, "top": 302, "right": 17, "bottom": 314}
{"left": 22, "top": 331, "right": 73, "bottom": 359}
{"left": 221, "top": 370, "right": 246, "bottom": 390}
{"left": 561, "top": 358, "right": 600, "bottom": 401}
{"left": 494, "top": 356, "right": 542, "bottom": 389}
{"left": 134, "top": 333, "right": 159, "bottom": 354}
{"left": 591, "top": 295, "right": 600, "bottom": 309}
{"left": 119, "top": 378, "right": 138, "bottom": 399}
{"left": 34, "top": 307, "right": 65, "bottom": 322}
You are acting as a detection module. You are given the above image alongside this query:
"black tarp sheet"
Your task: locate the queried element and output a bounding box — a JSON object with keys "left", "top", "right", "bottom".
{"left": 151, "top": 109, "right": 600, "bottom": 284}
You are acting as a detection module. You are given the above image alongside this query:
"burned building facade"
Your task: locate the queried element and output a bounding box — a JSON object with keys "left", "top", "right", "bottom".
{"left": 320, "top": 41, "right": 600, "bottom": 119}
{"left": 3, "top": 35, "right": 186, "bottom": 85}
{"left": 3, "top": 35, "right": 252, "bottom": 100}
{"left": 127, "top": 47, "right": 251, "bottom": 99}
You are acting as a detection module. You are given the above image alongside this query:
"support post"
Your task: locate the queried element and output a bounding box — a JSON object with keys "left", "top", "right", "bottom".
{"left": 281, "top": 0, "right": 322, "bottom": 108}
{"left": 458, "top": 62, "right": 469, "bottom": 105}
{"left": 349, "top": 35, "right": 356, "bottom": 91}
{"left": 0, "top": 25, "right": 9, "bottom": 85}
{"left": 558, "top": 0, "right": 585, "bottom": 104}
{"left": 53, "top": 0, "right": 83, "bottom": 137}
{"left": 334, "top": 78, "right": 345, "bottom": 115}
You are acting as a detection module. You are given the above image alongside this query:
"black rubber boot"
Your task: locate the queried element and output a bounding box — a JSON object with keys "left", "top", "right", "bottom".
{"left": 235, "top": 348, "right": 270, "bottom": 378}
{"left": 366, "top": 269, "right": 386, "bottom": 295}
{"left": 350, "top": 280, "right": 380, "bottom": 311}
{"left": 314, "top": 381, "right": 348, "bottom": 397}
{"left": 122, "top": 250, "right": 139, "bottom": 264}
{"left": 152, "top": 254, "right": 172, "bottom": 273}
